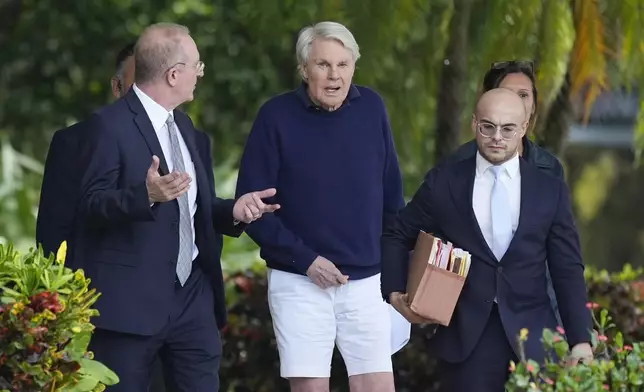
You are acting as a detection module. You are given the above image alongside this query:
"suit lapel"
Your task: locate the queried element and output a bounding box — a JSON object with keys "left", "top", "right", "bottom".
{"left": 173, "top": 112, "right": 211, "bottom": 215}
{"left": 501, "top": 159, "right": 539, "bottom": 260}
{"left": 125, "top": 90, "right": 170, "bottom": 175}
{"left": 448, "top": 158, "right": 497, "bottom": 267}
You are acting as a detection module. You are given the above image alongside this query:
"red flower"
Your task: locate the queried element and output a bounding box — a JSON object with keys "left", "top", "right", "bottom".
{"left": 585, "top": 302, "right": 600, "bottom": 310}
{"left": 598, "top": 335, "right": 608, "bottom": 342}
{"left": 556, "top": 326, "right": 566, "bottom": 335}
{"left": 624, "top": 345, "right": 633, "bottom": 351}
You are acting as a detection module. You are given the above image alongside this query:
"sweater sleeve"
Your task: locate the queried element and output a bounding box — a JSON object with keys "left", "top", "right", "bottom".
{"left": 235, "top": 106, "right": 318, "bottom": 274}
{"left": 380, "top": 98, "right": 405, "bottom": 228}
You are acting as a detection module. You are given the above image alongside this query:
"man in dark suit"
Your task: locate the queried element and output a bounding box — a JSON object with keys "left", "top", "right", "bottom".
{"left": 381, "top": 88, "right": 594, "bottom": 391}
{"left": 76, "top": 22, "right": 279, "bottom": 392}
{"left": 36, "top": 42, "right": 136, "bottom": 258}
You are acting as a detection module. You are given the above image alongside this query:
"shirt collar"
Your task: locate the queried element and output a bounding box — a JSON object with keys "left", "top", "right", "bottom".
{"left": 133, "top": 83, "right": 173, "bottom": 131}
{"left": 475, "top": 151, "right": 520, "bottom": 179}
{"left": 295, "top": 81, "right": 361, "bottom": 111}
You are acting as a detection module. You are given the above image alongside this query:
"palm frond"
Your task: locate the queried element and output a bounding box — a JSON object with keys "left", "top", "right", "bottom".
{"left": 569, "top": 0, "right": 609, "bottom": 123}
{"left": 535, "top": 0, "right": 575, "bottom": 108}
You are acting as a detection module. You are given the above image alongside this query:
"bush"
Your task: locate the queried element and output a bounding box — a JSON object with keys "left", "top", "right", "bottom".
{"left": 0, "top": 243, "right": 118, "bottom": 392}
{"left": 506, "top": 305, "right": 644, "bottom": 391}
{"left": 219, "top": 266, "right": 644, "bottom": 392}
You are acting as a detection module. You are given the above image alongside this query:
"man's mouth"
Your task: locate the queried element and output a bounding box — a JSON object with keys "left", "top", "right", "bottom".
{"left": 325, "top": 87, "right": 341, "bottom": 93}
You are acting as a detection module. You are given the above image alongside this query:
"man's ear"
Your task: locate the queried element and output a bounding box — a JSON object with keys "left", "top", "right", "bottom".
{"left": 520, "top": 119, "right": 529, "bottom": 138}
{"left": 166, "top": 68, "right": 179, "bottom": 87}
{"left": 471, "top": 114, "right": 477, "bottom": 135}
{"left": 110, "top": 77, "right": 121, "bottom": 99}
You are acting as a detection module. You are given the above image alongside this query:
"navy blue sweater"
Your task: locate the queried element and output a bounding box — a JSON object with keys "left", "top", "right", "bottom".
{"left": 235, "top": 83, "right": 404, "bottom": 280}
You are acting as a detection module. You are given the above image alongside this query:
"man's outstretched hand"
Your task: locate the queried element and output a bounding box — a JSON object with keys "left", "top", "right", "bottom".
{"left": 233, "top": 188, "right": 281, "bottom": 223}
{"left": 146, "top": 155, "right": 191, "bottom": 204}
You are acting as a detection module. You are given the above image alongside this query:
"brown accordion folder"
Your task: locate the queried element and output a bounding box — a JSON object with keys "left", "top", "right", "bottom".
{"left": 405, "top": 231, "right": 471, "bottom": 326}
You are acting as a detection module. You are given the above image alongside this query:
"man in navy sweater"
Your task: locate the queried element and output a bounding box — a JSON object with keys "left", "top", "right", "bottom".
{"left": 236, "top": 21, "right": 404, "bottom": 392}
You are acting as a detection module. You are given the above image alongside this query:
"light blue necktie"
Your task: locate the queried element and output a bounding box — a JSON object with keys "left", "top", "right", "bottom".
{"left": 166, "top": 115, "right": 193, "bottom": 286}
{"left": 490, "top": 166, "right": 513, "bottom": 261}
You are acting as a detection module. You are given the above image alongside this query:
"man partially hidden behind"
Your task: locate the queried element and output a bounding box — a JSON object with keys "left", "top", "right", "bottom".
{"left": 381, "top": 88, "right": 594, "bottom": 391}
{"left": 235, "top": 21, "right": 404, "bottom": 392}
{"left": 76, "top": 23, "right": 278, "bottom": 391}
{"left": 111, "top": 42, "right": 136, "bottom": 98}
{"left": 36, "top": 42, "right": 135, "bottom": 259}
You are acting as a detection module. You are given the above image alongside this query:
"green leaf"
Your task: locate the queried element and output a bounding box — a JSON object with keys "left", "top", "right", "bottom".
{"left": 78, "top": 358, "right": 120, "bottom": 385}
{"left": 60, "top": 374, "right": 100, "bottom": 392}
{"left": 66, "top": 330, "right": 92, "bottom": 360}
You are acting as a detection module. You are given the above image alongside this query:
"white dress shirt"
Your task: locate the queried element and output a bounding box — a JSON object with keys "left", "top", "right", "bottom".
{"left": 472, "top": 151, "right": 521, "bottom": 259}
{"left": 133, "top": 84, "right": 199, "bottom": 261}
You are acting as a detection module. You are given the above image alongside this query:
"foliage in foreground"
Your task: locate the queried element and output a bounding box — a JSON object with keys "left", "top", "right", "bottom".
{"left": 0, "top": 243, "right": 118, "bottom": 392}
{"left": 506, "top": 303, "right": 644, "bottom": 391}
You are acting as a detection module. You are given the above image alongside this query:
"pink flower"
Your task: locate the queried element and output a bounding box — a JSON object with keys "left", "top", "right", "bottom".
{"left": 586, "top": 302, "right": 600, "bottom": 310}
{"left": 556, "top": 326, "right": 565, "bottom": 335}
{"left": 598, "top": 335, "right": 608, "bottom": 342}
{"left": 624, "top": 345, "right": 633, "bottom": 351}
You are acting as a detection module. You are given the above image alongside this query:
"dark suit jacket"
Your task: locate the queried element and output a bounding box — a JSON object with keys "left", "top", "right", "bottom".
{"left": 76, "top": 89, "right": 242, "bottom": 336}
{"left": 444, "top": 137, "right": 565, "bottom": 324}
{"left": 381, "top": 156, "right": 592, "bottom": 364}
{"left": 36, "top": 121, "right": 91, "bottom": 259}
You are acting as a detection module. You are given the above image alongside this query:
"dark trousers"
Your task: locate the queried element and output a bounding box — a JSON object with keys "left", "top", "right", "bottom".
{"left": 90, "top": 268, "right": 222, "bottom": 392}
{"left": 438, "top": 305, "right": 518, "bottom": 392}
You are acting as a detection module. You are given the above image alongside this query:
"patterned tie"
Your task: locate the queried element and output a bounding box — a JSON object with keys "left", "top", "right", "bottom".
{"left": 166, "top": 114, "right": 193, "bottom": 285}
{"left": 490, "top": 166, "right": 513, "bottom": 261}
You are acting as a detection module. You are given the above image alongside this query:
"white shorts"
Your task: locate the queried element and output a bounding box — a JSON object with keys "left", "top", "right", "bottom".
{"left": 267, "top": 268, "right": 393, "bottom": 379}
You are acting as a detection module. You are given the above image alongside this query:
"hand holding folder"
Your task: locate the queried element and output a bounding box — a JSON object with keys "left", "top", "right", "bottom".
{"left": 404, "top": 231, "right": 471, "bottom": 326}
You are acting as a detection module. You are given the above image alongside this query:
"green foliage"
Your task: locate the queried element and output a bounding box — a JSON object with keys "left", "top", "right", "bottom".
{"left": 505, "top": 306, "right": 644, "bottom": 391}
{"left": 0, "top": 243, "right": 118, "bottom": 392}
{"left": 220, "top": 265, "right": 644, "bottom": 391}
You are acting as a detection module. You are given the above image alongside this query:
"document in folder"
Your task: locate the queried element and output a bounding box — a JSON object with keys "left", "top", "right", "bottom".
{"left": 405, "top": 231, "right": 471, "bottom": 325}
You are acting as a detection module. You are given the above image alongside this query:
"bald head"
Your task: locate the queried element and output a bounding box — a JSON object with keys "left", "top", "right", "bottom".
{"left": 134, "top": 23, "right": 191, "bottom": 85}
{"left": 475, "top": 88, "right": 527, "bottom": 122}
{"left": 472, "top": 88, "right": 528, "bottom": 164}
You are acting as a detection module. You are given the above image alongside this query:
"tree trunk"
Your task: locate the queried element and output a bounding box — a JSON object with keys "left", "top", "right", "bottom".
{"left": 433, "top": 0, "right": 474, "bottom": 164}
{"left": 538, "top": 72, "right": 573, "bottom": 156}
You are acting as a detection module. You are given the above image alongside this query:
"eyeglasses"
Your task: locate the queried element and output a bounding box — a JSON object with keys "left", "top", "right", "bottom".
{"left": 490, "top": 60, "right": 535, "bottom": 75}
{"left": 167, "top": 61, "right": 205, "bottom": 77}
{"left": 476, "top": 121, "right": 519, "bottom": 141}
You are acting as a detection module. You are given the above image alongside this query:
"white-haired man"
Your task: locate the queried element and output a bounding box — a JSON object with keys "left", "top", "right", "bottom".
{"left": 236, "top": 21, "right": 404, "bottom": 392}
{"left": 76, "top": 23, "right": 279, "bottom": 391}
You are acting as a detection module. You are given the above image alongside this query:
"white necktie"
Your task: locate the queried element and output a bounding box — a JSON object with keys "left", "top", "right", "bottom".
{"left": 490, "top": 166, "right": 513, "bottom": 261}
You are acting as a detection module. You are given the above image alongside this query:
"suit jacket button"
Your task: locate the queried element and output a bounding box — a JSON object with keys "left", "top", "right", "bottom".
{"left": 497, "top": 266, "right": 503, "bottom": 273}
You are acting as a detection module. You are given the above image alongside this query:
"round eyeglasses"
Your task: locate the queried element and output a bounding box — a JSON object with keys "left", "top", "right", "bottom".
{"left": 476, "top": 122, "right": 518, "bottom": 141}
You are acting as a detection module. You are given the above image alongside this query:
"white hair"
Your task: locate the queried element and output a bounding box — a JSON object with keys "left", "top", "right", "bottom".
{"left": 295, "top": 21, "right": 360, "bottom": 79}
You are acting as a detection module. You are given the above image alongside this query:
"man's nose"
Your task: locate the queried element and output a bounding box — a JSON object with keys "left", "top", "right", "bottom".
{"left": 327, "top": 67, "right": 339, "bottom": 79}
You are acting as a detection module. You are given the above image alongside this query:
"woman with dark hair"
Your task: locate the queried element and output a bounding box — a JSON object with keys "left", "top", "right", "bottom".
{"left": 444, "top": 60, "right": 564, "bottom": 326}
